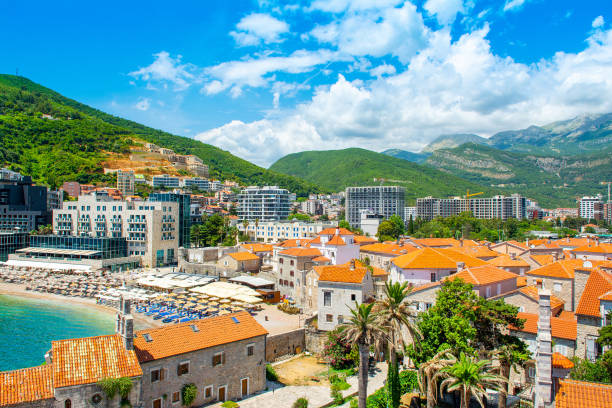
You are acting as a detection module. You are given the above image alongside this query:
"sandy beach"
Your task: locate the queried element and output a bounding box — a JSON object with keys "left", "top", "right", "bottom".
{"left": 0, "top": 281, "right": 162, "bottom": 330}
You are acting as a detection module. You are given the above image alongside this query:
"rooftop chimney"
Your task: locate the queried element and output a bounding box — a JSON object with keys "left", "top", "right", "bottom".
{"left": 350, "top": 259, "right": 356, "bottom": 270}
{"left": 511, "top": 253, "right": 516, "bottom": 260}
{"left": 335, "top": 227, "right": 340, "bottom": 236}
{"left": 534, "top": 289, "right": 553, "bottom": 407}
{"left": 116, "top": 297, "right": 134, "bottom": 351}
{"left": 553, "top": 252, "right": 559, "bottom": 262}
{"left": 456, "top": 262, "right": 465, "bottom": 271}
{"left": 460, "top": 238, "right": 464, "bottom": 247}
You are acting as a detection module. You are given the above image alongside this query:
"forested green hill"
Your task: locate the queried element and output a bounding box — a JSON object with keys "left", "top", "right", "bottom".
{"left": 0, "top": 75, "right": 323, "bottom": 196}
{"left": 269, "top": 148, "right": 497, "bottom": 202}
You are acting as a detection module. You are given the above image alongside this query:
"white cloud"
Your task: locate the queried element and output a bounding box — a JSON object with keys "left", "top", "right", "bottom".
{"left": 230, "top": 13, "right": 290, "bottom": 46}
{"left": 197, "top": 27, "right": 612, "bottom": 167}
{"left": 129, "top": 51, "right": 196, "bottom": 91}
{"left": 134, "top": 98, "right": 151, "bottom": 111}
{"left": 203, "top": 49, "right": 336, "bottom": 96}
{"left": 309, "top": 0, "right": 402, "bottom": 13}
{"left": 310, "top": 1, "right": 430, "bottom": 63}
{"left": 424, "top": 0, "right": 467, "bottom": 25}
{"left": 503, "top": 0, "right": 529, "bottom": 12}
{"left": 593, "top": 16, "right": 605, "bottom": 28}
{"left": 370, "top": 63, "right": 396, "bottom": 77}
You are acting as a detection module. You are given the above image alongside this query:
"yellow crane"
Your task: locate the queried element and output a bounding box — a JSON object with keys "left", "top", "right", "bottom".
{"left": 466, "top": 190, "right": 483, "bottom": 199}
{"left": 600, "top": 181, "right": 612, "bottom": 203}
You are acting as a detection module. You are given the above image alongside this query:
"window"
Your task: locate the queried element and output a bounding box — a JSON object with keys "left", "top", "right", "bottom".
{"left": 247, "top": 344, "right": 254, "bottom": 356}
{"left": 290, "top": 260, "right": 294, "bottom": 266}
{"left": 172, "top": 391, "right": 180, "bottom": 403}
{"left": 485, "top": 286, "right": 491, "bottom": 298}
{"left": 497, "top": 283, "right": 502, "bottom": 295}
{"left": 430, "top": 272, "right": 436, "bottom": 282}
{"left": 528, "top": 367, "right": 536, "bottom": 378}
{"left": 290, "top": 270, "right": 294, "bottom": 277}
{"left": 553, "top": 282, "right": 562, "bottom": 292}
{"left": 151, "top": 368, "right": 164, "bottom": 382}
{"left": 205, "top": 386, "right": 213, "bottom": 398}
{"left": 65, "top": 400, "right": 71, "bottom": 408}
{"left": 338, "top": 315, "right": 343, "bottom": 323}
{"left": 326, "top": 314, "right": 333, "bottom": 322}
{"left": 351, "top": 294, "right": 356, "bottom": 301}
{"left": 280, "top": 258, "right": 284, "bottom": 264}
{"left": 323, "top": 291, "right": 332, "bottom": 307}
{"left": 213, "top": 352, "right": 226, "bottom": 367}
{"left": 177, "top": 361, "right": 189, "bottom": 376}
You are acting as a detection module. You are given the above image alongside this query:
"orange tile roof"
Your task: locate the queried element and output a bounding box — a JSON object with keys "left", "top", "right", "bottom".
{"left": 502, "top": 240, "right": 528, "bottom": 249}
{"left": 312, "top": 256, "right": 331, "bottom": 263}
{"left": 354, "top": 235, "right": 378, "bottom": 244}
{"left": 0, "top": 365, "right": 54, "bottom": 406}
{"left": 315, "top": 264, "right": 368, "bottom": 284}
{"left": 454, "top": 245, "right": 500, "bottom": 259}
{"left": 327, "top": 235, "right": 346, "bottom": 246}
{"left": 319, "top": 227, "right": 354, "bottom": 236}
{"left": 411, "top": 238, "right": 460, "bottom": 248}
{"left": 487, "top": 254, "right": 530, "bottom": 268}
{"left": 241, "top": 243, "right": 273, "bottom": 253}
{"left": 599, "top": 290, "right": 612, "bottom": 302}
{"left": 552, "top": 352, "right": 574, "bottom": 369}
{"left": 526, "top": 259, "right": 598, "bottom": 279}
{"left": 279, "top": 248, "right": 322, "bottom": 257}
{"left": 557, "top": 238, "right": 591, "bottom": 248}
{"left": 555, "top": 379, "right": 612, "bottom": 408}
{"left": 530, "top": 254, "right": 555, "bottom": 266}
{"left": 453, "top": 265, "right": 518, "bottom": 286}
{"left": 558, "top": 310, "right": 576, "bottom": 320}
{"left": 360, "top": 243, "right": 418, "bottom": 256}
{"left": 349, "top": 260, "right": 387, "bottom": 277}
{"left": 572, "top": 244, "right": 612, "bottom": 254}
{"left": 576, "top": 269, "right": 612, "bottom": 317}
{"left": 409, "top": 281, "right": 441, "bottom": 293}
{"left": 511, "top": 312, "right": 577, "bottom": 340}
{"left": 519, "top": 285, "right": 565, "bottom": 311}
{"left": 392, "top": 247, "right": 487, "bottom": 269}
{"left": 277, "top": 239, "right": 309, "bottom": 247}
{"left": 227, "top": 251, "right": 260, "bottom": 261}
{"left": 134, "top": 312, "right": 268, "bottom": 363}
{"left": 517, "top": 276, "right": 527, "bottom": 287}
{"left": 52, "top": 334, "right": 142, "bottom": 388}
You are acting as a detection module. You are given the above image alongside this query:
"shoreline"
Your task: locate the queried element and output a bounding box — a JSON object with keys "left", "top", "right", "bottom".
{"left": 0, "top": 282, "right": 162, "bottom": 330}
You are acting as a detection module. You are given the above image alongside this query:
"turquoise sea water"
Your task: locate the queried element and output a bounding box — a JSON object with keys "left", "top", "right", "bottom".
{"left": 0, "top": 294, "right": 115, "bottom": 371}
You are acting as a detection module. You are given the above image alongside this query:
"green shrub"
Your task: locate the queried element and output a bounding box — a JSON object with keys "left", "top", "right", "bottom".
{"left": 323, "top": 328, "right": 357, "bottom": 370}
{"left": 266, "top": 364, "right": 279, "bottom": 381}
{"left": 181, "top": 383, "right": 198, "bottom": 407}
{"left": 330, "top": 384, "right": 344, "bottom": 405}
{"left": 399, "top": 370, "right": 419, "bottom": 393}
{"left": 349, "top": 397, "right": 358, "bottom": 408}
{"left": 221, "top": 402, "right": 239, "bottom": 408}
{"left": 277, "top": 303, "right": 300, "bottom": 314}
{"left": 292, "top": 397, "right": 308, "bottom": 408}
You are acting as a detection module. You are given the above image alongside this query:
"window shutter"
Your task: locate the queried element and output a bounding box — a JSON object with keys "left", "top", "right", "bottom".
{"left": 160, "top": 368, "right": 165, "bottom": 381}
{"left": 222, "top": 352, "right": 226, "bottom": 364}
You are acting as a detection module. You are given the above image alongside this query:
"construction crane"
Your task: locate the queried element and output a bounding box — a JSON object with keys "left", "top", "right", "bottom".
{"left": 466, "top": 190, "right": 484, "bottom": 199}
{"left": 600, "top": 182, "right": 612, "bottom": 203}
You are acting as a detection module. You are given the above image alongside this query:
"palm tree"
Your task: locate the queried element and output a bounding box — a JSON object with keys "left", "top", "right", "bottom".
{"left": 439, "top": 352, "right": 507, "bottom": 408}
{"left": 418, "top": 349, "right": 456, "bottom": 408}
{"left": 492, "top": 339, "right": 530, "bottom": 408}
{"left": 374, "top": 281, "right": 420, "bottom": 407}
{"left": 341, "top": 302, "right": 385, "bottom": 408}
{"left": 242, "top": 219, "right": 250, "bottom": 240}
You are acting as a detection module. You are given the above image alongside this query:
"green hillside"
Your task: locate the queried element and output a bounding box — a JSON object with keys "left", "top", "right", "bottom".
{"left": 426, "top": 143, "right": 612, "bottom": 207}
{"left": 269, "top": 148, "right": 498, "bottom": 202}
{"left": 0, "top": 75, "right": 322, "bottom": 196}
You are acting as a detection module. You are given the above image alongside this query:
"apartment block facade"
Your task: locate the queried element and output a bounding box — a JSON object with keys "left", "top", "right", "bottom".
{"left": 237, "top": 186, "right": 291, "bottom": 221}
{"left": 117, "top": 170, "right": 135, "bottom": 196}
{"left": 237, "top": 220, "right": 337, "bottom": 242}
{"left": 0, "top": 170, "right": 49, "bottom": 232}
{"left": 345, "top": 186, "right": 406, "bottom": 228}
{"left": 579, "top": 195, "right": 604, "bottom": 220}
{"left": 53, "top": 193, "right": 179, "bottom": 267}
{"left": 416, "top": 194, "right": 526, "bottom": 220}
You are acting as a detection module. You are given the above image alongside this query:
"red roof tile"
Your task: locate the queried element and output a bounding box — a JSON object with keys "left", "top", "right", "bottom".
{"left": 228, "top": 252, "right": 260, "bottom": 261}
{"left": 319, "top": 227, "right": 354, "bottom": 236}
{"left": 134, "top": 312, "right": 268, "bottom": 363}
{"left": 552, "top": 353, "right": 574, "bottom": 369}
{"left": 487, "top": 254, "right": 530, "bottom": 268}
{"left": 0, "top": 365, "right": 54, "bottom": 406}
{"left": 519, "top": 285, "right": 565, "bottom": 311}
{"left": 392, "top": 247, "right": 487, "bottom": 269}
{"left": 453, "top": 265, "right": 518, "bottom": 286}
{"left": 511, "top": 312, "right": 577, "bottom": 340}
{"left": 576, "top": 269, "right": 612, "bottom": 317}
{"left": 555, "top": 379, "right": 612, "bottom": 408}
{"left": 279, "top": 248, "right": 322, "bottom": 257}
{"left": 315, "top": 264, "right": 368, "bottom": 284}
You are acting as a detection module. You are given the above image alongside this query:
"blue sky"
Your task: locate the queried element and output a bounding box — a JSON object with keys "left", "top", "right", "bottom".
{"left": 1, "top": 0, "right": 611, "bottom": 166}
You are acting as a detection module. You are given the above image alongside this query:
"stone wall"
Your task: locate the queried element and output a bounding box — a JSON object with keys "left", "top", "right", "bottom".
{"left": 305, "top": 327, "right": 328, "bottom": 355}
{"left": 266, "top": 329, "right": 305, "bottom": 361}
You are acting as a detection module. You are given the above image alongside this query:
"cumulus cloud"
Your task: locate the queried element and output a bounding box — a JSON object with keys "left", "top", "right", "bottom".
{"left": 202, "top": 49, "right": 337, "bottom": 96}
{"left": 230, "top": 13, "right": 290, "bottom": 46}
{"left": 424, "top": 0, "right": 467, "bottom": 25}
{"left": 503, "top": 0, "right": 530, "bottom": 12}
{"left": 129, "top": 51, "right": 196, "bottom": 91}
{"left": 593, "top": 16, "right": 605, "bottom": 28}
{"left": 310, "top": 1, "right": 429, "bottom": 63}
{"left": 370, "top": 63, "right": 396, "bottom": 77}
{"left": 196, "top": 27, "right": 612, "bottom": 166}
{"left": 134, "top": 98, "right": 151, "bottom": 111}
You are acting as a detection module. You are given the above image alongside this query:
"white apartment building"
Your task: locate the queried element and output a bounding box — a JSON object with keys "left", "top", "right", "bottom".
{"left": 579, "top": 195, "right": 604, "bottom": 220}
{"left": 237, "top": 220, "right": 337, "bottom": 242}
{"left": 117, "top": 170, "right": 135, "bottom": 196}
{"left": 181, "top": 177, "right": 210, "bottom": 191}
{"left": 53, "top": 192, "right": 179, "bottom": 267}
{"left": 416, "top": 194, "right": 527, "bottom": 220}
{"left": 345, "top": 186, "right": 406, "bottom": 229}
{"left": 151, "top": 174, "right": 180, "bottom": 188}
{"left": 238, "top": 186, "right": 291, "bottom": 221}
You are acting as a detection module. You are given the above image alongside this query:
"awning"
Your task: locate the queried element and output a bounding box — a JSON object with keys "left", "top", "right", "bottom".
{"left": 3, "top": 259, "right": 92, "bottom": 272}
{"left": 16, "top": 247, "right": 102, "bottom": 256}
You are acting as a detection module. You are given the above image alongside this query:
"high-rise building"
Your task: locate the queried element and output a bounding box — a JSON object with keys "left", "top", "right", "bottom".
{"left": 151, "top": 174, "right": 180, "bottom": 189}
{"left": 149, "top": 192, "right": 191, "bottom": 248}
{"left": 117, "top": 170, "right": 135, "bottom": 196}
{"left": 238, "top": 186, "right": 290, "bottom": 221}
{"left": 0, "top": 169, "right": 49, "bottom": 232}
{"left": 416, "top": 194, "right": 526, "bottom": 221}
{"left": 345, "top": 186, "right": 405, "bottom": 228}
{"left": 53, "top": 192, "right": 179, "bottom": 267}
{"left": 579, "top": 195, "right": 604, "bottom": 220}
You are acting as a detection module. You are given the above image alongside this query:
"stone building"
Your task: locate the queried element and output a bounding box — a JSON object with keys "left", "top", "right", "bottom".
{"left": 216, "top": 251, "right": 261, "bottom": 277}
{"left": 134, "top": 311, "right": 268, "bottom": 406}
